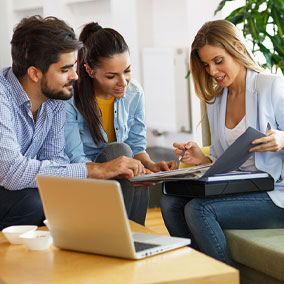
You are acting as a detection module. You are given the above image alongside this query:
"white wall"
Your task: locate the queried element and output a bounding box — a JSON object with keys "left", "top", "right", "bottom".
{"left": 0, "top": 0, "right": 14, "bottom": 68}
{"left": 0, "top": 0, "right": 240, "bottom": 150}
{"left": 142, "top": 0, "right": 223, "bottom": 148}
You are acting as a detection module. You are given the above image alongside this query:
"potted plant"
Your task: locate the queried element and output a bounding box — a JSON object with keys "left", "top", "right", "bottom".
{"left": 215, "top": 0, "right": 284, "bottom": 74}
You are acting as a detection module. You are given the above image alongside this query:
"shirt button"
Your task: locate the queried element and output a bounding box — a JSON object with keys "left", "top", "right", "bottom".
{"left": 116, "top": 128, "right": 119, "bottom": 130}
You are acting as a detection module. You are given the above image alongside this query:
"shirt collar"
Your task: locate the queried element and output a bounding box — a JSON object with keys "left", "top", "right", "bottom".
{"left": 6, "top": 67, "right": 31, "bottom": 106}
{"left": 245, "top": 69, "right": 258, "bottom": 95}
{"left": 5, "top": 67, "right": 60, "bottom": 111}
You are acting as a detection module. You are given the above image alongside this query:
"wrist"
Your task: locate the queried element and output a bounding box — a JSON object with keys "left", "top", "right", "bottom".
{"left": 86, "top": 163, "right": 104, "bottom": 179}
{"left": 143, "top": 160, "right": 155, "bottom": 170}
{"left": 200, "top": 156, "right": 212, "bottom": 164}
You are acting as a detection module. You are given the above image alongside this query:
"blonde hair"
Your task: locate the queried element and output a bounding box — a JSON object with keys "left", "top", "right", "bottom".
{"left": 190, "top": 20, "right": 263, "bottom": 107}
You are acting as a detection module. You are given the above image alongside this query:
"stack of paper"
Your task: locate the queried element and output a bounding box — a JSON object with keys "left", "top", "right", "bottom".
{"left": 130, "top": 164, "right": 211, "bottom": 182}
{"left": 130, "top": 127, "right": 268, "bottom": 183}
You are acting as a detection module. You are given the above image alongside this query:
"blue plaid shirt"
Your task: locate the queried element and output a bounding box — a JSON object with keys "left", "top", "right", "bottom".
{"left": 0, "top": 67, "right": 87, "bottom": 190}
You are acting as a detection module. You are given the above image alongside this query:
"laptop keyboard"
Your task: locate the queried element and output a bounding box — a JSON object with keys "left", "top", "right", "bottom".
{"left": 134, "top": 241, "right": 160, "bottom": 252}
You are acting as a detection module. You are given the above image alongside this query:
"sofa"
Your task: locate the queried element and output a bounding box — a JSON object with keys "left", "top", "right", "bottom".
{"left": 225, "top": 229, "right": 284, "bottom": 284}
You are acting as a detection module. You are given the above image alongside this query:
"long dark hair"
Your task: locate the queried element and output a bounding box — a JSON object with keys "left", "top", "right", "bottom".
{"left": 11, "top": 15, "right": 81, "bottom": 78}
{"left": 75, "top": 22, "right": 129, "bottom": 144}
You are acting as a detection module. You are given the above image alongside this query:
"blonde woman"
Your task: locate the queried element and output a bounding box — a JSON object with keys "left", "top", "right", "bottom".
{"left": 161, "top": 20, "right": 284, "bottom": 265}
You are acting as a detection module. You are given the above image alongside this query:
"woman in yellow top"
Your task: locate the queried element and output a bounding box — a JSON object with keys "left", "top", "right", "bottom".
{"left": 65, "top": 22, "right": 177, "bottom": 225}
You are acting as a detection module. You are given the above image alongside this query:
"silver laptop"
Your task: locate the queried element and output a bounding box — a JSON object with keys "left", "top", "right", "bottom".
{"left": 36, "top": 175, "right": 190, "bottom": 259}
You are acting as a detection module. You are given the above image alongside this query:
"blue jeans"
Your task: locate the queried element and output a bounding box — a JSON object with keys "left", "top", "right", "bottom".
{"left": 0, "top": 187, "right": 45, "bottom": 230}
{"left": 96, "top": 142, "right": 149, "bottom": 225}
{"left": 160, "top": 192, "right": 284, "bottom": 265}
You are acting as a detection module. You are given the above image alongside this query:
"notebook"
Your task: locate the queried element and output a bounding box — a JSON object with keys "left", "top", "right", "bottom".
{"left": 36, "top": 175, "right": 190, "bottom": 259}
{"left": 162, "top": 174, "right": 274, "bottom": 197}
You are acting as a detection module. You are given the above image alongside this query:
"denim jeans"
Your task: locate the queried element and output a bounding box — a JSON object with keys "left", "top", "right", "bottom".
{"left": 96, "top": 142, "right": 149, "bottom": 225}
{"left": 0, "top": 187, "right": 45, "bottom": 230}
{"left": 160, "top": 192, "right": 284, "bottom": 265}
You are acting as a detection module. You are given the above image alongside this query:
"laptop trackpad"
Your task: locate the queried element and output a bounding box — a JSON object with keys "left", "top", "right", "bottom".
{"left": 132, "top": 232, "right": 175, "bottom": 245}
{"left": 132, "top": 232, "right": 162, "bottom": 241}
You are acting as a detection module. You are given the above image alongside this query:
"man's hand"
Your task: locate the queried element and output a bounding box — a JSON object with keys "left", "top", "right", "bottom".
{"left": 86, "top": 156, "right": 145, "bottom": 179}
{"left": 128, "top": 168, "right": 157, "bottom": 187}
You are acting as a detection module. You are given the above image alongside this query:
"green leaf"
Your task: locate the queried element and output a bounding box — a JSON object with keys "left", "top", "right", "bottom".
{"left": 254, "top": 10, "right": 269, "bottom": 32}
{"left": 253, "top": 0, "right": 269, "bottom": 10}
{"left": 271, "top": 4, "right": 284, "bottom": 37}
{"left": 272, "top": 0, "right": 284, "bottom": 10}
{"left": 266, "top": 32, "right": 284, "bottom": 56}
{"left": 258, "top": 43, "right": 273, "bottom": 69}
{"left": 271, "top": 54, "right": 284, "bottom": 74}
{"left": 214, "top": 0, "right": 235, "bottom": 15}
{"left": 185, "top": 70, "right": 190, "bottom": 79}
{"left": 226, "top": 6, "right": 246, "bottom": 19}
{"left": 247, "top": 16, "right": 259, "bottom": 40}
{"left": 227, "top": 13, "right": 246, "bottom": 25}
{"left": 225, "top": 7, "right": 246, "bottom": 25}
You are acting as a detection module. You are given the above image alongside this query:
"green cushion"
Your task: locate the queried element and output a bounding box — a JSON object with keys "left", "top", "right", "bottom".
{"left": 235, "top": 261, "right": 284, "bottom": 284}
{"left": 225, "top": 229, "right": 284, "bottom": 282}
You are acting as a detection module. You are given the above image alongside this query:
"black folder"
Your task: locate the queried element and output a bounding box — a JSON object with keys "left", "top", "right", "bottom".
{"left": 162, "top": 175, "right": 274, "bottom": 198}
{"left": 162, "top": 127, "right": 275, "bottom": 197}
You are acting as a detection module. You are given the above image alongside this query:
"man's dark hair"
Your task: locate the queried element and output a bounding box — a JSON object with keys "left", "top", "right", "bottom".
{"left": 11, "top": 15, "right": 82, "bottom": 78}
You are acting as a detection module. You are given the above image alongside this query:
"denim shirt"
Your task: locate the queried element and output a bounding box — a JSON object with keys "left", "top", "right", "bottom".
{"left": 64, "top": 79, "right": 147, "bottom": 163}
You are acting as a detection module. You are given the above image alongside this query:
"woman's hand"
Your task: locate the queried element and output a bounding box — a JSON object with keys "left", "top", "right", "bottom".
{"left": 147, "top": 160, "right": 178, "bottom": 173}
{"left": 133, "top": 152, "right": 177, "bottom": 174}
{"left": 173, "top": 141, "right": 211, "bottom": 165}
{"left": 250, "top": 129, "right": 284, "bottom": 152}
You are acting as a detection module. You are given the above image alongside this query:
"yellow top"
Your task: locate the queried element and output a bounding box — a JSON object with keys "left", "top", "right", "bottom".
{"left": 179, "top": 146, "right": 210, "bottom": 168}
{"left": 97, "top": 96, "right": 116, "bottom": 143}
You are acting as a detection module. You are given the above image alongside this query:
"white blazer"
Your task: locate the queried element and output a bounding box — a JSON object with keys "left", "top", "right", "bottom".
{"left": 207, "top": 69, "right": 284, "bottom": 208}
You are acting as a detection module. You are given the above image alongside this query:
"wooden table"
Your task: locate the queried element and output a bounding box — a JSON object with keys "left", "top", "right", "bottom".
{"left": 0, "top": 222, "right": 239, "bottom": 284}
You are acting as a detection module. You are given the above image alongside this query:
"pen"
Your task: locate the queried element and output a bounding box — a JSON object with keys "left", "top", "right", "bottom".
{"left": 178, "top": 148, "right": 187, "bottom": 161}
{"left": 267, "top": 122, "right": 271, "bottom": 132}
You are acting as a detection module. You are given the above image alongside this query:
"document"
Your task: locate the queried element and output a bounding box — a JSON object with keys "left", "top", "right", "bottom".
{"left": 130, "top": 127, "right": 267, "bottom": 182}
{"left": 203, "top": 126, "right": 265, "bottom": 177}
{"left": 130, "top": 164, "right": 211, "bottom": 182}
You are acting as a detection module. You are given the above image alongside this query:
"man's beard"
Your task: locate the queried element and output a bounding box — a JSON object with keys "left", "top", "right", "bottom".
{"left": 41, "top": 78, "right": 75, "bottom": 101}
